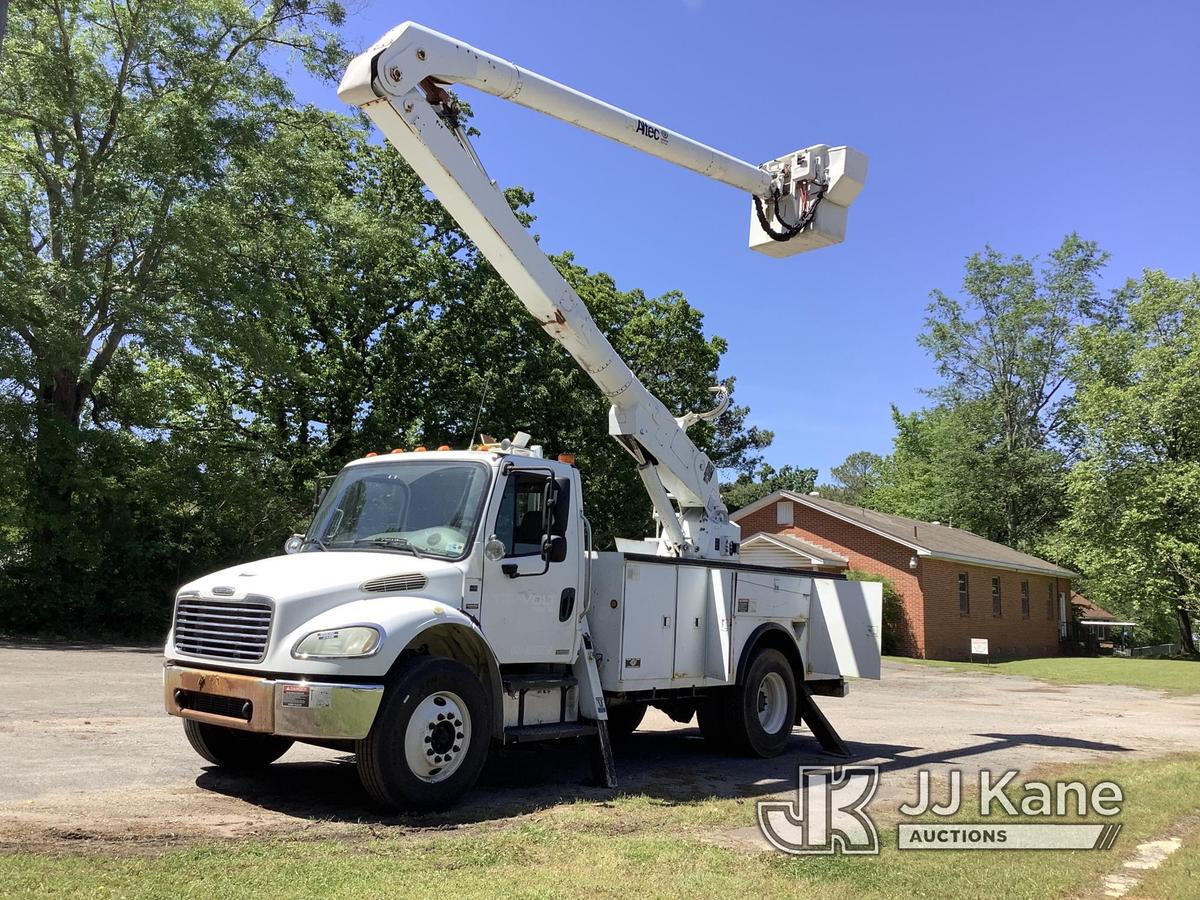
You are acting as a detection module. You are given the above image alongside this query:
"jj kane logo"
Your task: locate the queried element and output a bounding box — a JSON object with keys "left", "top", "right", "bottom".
{"left": 758, "top": 766, "right": 881, "bottom": 855}
{"left": 757, "top": 766, "right": 1125, "bottom": 855}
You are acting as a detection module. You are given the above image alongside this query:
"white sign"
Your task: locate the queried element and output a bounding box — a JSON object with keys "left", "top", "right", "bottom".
{"left": 971, "top": 638, "right": 989, "bottom": 656}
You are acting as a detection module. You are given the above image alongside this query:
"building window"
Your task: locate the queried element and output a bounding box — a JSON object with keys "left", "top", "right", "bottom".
{"left": 1021, "top": 580, "right": 1030, "bottom": 618}
{"left": 992, "top": 577, "right": 1002, "bottom": 617}
{"left": 1046, "top": 583, "right": 1055, "bottom": 620}
{"left": 776, "top": 501, "right": 793, "bottom": 526}
{"left": 958, "top": 573, "right": 970, "bottom": 617}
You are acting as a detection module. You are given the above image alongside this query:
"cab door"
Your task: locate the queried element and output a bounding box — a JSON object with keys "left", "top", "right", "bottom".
{"left": 479, "top": 463, "right": 581, "bottom": 664}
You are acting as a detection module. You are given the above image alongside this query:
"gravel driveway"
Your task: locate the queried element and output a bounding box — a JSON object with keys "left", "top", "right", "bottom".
{"left": 2, "top": 644, "right": 1197, "bottom": 852}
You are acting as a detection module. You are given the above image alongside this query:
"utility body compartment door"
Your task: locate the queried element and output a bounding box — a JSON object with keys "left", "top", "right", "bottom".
{"left": 619, "top": 561, "right": 676, "bottom": 682}
{"left": 807, "top": 578, "right": 882, "bottom": 680}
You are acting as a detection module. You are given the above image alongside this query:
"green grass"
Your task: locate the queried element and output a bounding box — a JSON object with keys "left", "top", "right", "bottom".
{"left": 886, "top": 654, "right": 1200, "bottom": 695}
{"left": 2, "top": 755, "right": 1198, "bottom": 899}
{"left": 1135, "top": 820, "right": 1200, "bottom": 899}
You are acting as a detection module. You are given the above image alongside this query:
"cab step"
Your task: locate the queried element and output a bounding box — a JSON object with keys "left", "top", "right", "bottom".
{"left": 502, "top": 673, "right": 578, "bottom": 693}
{"left": 503, "top": 722, "right": 597, "bottom": 743}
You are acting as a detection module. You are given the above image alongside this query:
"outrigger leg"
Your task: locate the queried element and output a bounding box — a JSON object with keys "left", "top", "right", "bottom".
{"left": 795, "top": 681, "right": 851, "bottom": 757}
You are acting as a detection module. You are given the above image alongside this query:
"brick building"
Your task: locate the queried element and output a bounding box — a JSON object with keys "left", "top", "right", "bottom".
{"left": 731, "top": 491, "right": 1075, "bottom": 661}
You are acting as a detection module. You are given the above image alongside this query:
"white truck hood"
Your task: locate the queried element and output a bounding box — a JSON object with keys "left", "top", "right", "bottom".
{"left": 168, "top": 550, "right": 470, "bottom": 676}
{"left": 177, "top": 550, "right": 461, "bottom": 602}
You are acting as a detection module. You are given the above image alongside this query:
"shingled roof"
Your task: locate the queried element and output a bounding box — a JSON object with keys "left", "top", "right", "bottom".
{"left": 731, "top": 490, "right": 1075, "bottom": 578}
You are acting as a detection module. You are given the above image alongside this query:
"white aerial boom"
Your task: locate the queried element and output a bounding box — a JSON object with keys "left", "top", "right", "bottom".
{"left": 338, "top": 22, "right": 866, "bottom": 560}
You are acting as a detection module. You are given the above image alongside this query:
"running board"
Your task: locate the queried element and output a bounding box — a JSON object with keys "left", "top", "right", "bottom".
{"left": 796, "top": 680, "right": 850, "bottom": 757}
{"left": 504, "top": 722, "right": 597, "bottom": 743}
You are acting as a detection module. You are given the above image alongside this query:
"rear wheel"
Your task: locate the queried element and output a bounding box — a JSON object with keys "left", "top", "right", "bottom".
{"left": 702, "top": 648, "right": 797, "bottom": 757}
{"left": 697, "top": 693, "right": 731, "bottom": 750}
{"left": 183, "top": 719, "right": 293, "bottom": 769}
{"left": 357, "top": 656, "right": 492, "bottom": 811}
{"left": 605, "top": 702, "right": 647, "bottom": 741}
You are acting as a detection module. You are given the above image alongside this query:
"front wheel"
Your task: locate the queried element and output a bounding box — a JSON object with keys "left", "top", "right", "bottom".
{"left": 357, "top": 656, "right": 493, "bottom": 811}
{"left": 183, "top": 719, "right": 294, "bottom": 769}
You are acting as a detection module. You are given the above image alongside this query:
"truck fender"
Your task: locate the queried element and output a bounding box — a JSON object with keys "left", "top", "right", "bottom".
{"left": 734, "top": 622, "right": 806, "bottom": 723}
{"left": 287, "top": 596, "right": 505, "bottom": 735}
{"left": 393, "top": 616, "right": 505, "bottom": 736}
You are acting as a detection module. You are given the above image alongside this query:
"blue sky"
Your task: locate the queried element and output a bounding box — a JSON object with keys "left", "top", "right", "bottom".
{"left": 289, "top": 1, "right": 1200, "bottom": 480}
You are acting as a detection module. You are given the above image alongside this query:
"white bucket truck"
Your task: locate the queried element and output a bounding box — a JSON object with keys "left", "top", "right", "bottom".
{"left": 164, "top": 22, "right": 880, "bottom": 811}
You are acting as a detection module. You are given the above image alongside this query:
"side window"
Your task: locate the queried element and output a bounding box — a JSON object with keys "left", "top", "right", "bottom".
{"left": 958, "top": 573, "right": 970, "bottom": 617}
{"left": 1021, "top": 580, "right": 1030, "bottom": 618}
{"left": 494, "top": 473, "right": 547, "bottom": 557}
{"left": 992, "top": 577, "right": 1002, "bottom": 617}
{"left": 776, "top": 501, "right": 794, "bottom": 526}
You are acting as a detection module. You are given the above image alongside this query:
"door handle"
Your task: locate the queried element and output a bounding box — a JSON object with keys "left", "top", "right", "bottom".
{"left": 559, "top": 588, "right": 576, "bottom": 622}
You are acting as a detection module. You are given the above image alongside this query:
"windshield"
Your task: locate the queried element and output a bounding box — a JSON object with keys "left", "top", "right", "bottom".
{"left": 306, "top": 461, "right": 490, "bottom": 559}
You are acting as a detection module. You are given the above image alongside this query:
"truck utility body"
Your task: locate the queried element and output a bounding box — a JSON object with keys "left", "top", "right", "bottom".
{"left": 164, "top": 22, "right": 878, "bottom": 811}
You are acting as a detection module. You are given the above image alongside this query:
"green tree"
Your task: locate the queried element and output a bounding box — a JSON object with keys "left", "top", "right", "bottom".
{"left": 817, "top": 450, "right": 883, "bottom": 506}
{"left": 0, "top": 1, "right": 774, "bottom": 635}
{"left": 1054, "top": 271, "right": 1200, "bottom": 653}
{"left": 406, "top": 248, "right": 770, "bottom": 546}
{"left": 721, "top": 463, "right": 817, "bottom": 513}
{"left": 876, "top": 235, "right": 1110, "bottom": 548}
{"left": 871, "top": 400, "right": 1066, "bottom": 544}
{"left": 0, "top": 0, "right": 344, "bottom": 622}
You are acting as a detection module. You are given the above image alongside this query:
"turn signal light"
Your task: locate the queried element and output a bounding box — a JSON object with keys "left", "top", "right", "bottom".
{"left": 390, "top": 448, "right": 405, "bottom": 454}
{"left": 437, "top": 445, "right": 450, "bottom": 451}
{"left": 558, "top": 453, "right": 576, "bottom": 465}
{"left": 414, "top": 446, "right": 427, "bottom": 452}
{"left": 364, "top": 451, "right": 378, "bottom": 457}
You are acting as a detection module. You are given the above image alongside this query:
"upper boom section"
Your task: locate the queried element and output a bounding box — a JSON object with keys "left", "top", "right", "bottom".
{"left": 337, "top": 22, "right": 866, "bottom": 559}
{"left": 338, "top": 22, "right": 774, "bottom": 198}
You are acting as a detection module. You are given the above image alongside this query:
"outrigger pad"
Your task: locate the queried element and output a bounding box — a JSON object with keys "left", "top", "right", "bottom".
{"left": 796, "top": 681, "right": 851, "bottom": 758}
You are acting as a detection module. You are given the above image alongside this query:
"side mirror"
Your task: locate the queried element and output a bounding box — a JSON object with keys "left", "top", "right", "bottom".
{"left": 550, "top": 476, "right": 571, "bottom": 538}
{"left": 542, "top": 534, "right": 567, "bottom": 564}
{"left": 284, "top": 534, "right": 304, "bottom": 554}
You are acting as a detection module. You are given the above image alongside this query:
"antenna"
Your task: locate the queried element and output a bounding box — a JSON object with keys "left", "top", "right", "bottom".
{"left": 467, "top": 377, "right": 490, "bottom": 450}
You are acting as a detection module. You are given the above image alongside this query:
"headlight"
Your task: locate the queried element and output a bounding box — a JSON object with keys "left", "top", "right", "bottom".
{"left": 292, "top": 626, "right": 381, "bottom": 659}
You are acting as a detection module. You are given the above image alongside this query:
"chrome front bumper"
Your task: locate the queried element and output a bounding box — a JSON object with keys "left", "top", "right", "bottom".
{"left": 164, "top": 663, "right": 384, "bottom": 740}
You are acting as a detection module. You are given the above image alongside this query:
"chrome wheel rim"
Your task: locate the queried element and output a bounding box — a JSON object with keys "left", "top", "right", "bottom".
{"left": 404, "top": 690, "right": 471, "bottom": 783}
{"left": 756, "top": 671, "right": 788, "bottom": 734}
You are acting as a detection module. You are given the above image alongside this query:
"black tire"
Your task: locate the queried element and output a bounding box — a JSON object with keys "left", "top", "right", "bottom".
{"left": 183, "top": 719, "right": 294, "bottom": 770}
{"left": 726, "top": 648, "right": 797, "bottom": 757}
{"left": 357, "top": 656, "right": 493, "bottom": 812}
{"left": 605, "top": 702, "right": 647, "bottom": 741}
{"left": 700, "top": 652, "right": 796, "bottom": 758}
{"left": 697, "top": 692, "right": 732, "bottom": 750}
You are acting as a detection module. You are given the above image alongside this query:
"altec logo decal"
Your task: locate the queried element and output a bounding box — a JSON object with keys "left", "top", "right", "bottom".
{"left": 635, "top": 119, "right": 669, "bottom": 145}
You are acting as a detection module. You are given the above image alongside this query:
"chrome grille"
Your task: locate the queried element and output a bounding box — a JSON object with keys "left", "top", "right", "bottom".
{"left": 361, "top": 573, "right": 427, "bottom": 593}
{"left": 174, "top": 596, "right": 272, "bottom": 662}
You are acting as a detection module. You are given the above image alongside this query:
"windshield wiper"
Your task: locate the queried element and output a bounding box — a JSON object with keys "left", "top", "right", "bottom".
{"left": 353, "top": 537, "right": 423, "bottom": 559}
{"left": 301, "top": 537, "right": 328, "bottom": 551}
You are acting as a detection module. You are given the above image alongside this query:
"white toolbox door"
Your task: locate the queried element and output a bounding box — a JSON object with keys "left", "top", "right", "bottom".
{"left": 807, "top": 578, "right": 883, "bottom": 680}
{"left": 620, "top": 561, "right": 677, "bottom": 682}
